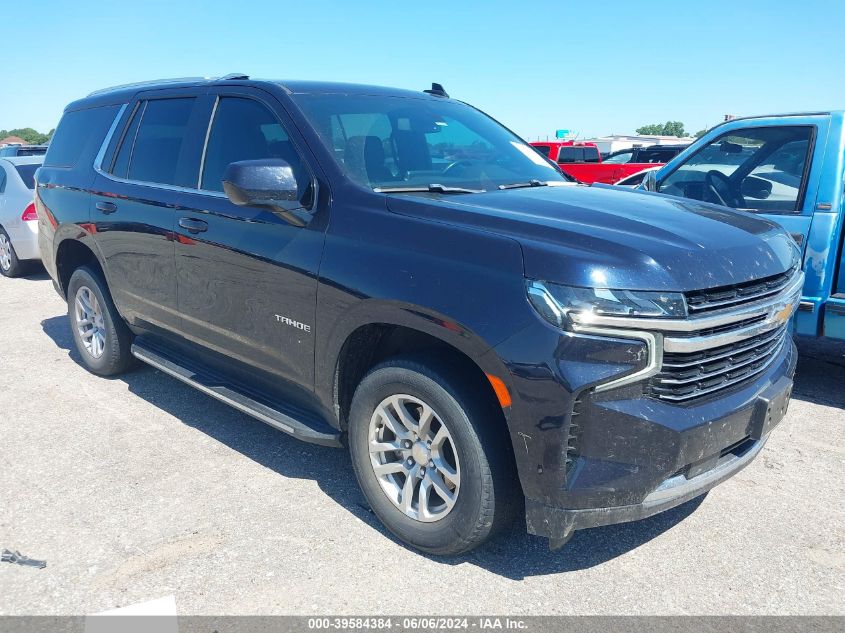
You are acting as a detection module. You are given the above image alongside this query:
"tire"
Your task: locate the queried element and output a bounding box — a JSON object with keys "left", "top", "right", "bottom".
{"left": 0, "top": 226, "right": 26, "bottom": 278}
{"left": 67, "top": 266, "right": 135, "bottom": 376}
{"left": 348, "top": 356, "right": 519, "bottom": 555}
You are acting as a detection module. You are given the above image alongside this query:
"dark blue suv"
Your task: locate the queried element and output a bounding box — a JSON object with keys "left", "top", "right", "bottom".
{"left": 35, "top": 75, "right": 801, "bottom": 554}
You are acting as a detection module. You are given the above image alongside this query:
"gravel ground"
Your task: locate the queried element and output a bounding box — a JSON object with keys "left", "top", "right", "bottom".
{"left": 0, "top": 270, "right": 842, "bottom": 615}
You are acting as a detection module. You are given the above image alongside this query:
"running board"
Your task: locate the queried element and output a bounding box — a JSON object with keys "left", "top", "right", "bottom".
{"left": 131, "top": 340, "right": 342, "bottom": 447}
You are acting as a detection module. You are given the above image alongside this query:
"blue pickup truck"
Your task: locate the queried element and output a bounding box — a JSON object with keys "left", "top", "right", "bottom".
{"left": 640, "top": 111, "right": 845, "bottom": 340}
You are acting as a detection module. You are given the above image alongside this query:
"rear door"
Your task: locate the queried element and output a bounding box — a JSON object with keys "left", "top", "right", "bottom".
{"left": 91, "top": 90, "right": 208, "bottom": 333}
{"left": 172, "top": 86, "right": 326, "bottom": 390}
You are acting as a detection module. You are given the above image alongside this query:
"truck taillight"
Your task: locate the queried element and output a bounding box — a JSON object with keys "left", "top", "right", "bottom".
{"left": 21, "top": 202, "right": 38, "bottom": 222}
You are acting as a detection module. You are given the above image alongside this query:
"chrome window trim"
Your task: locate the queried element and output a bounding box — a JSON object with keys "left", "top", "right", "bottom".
{"left": 197, "top": 96, "right": 220, "bottom": 189}
{"left": 92, "top": 103, "right": 128, "bottom": 172}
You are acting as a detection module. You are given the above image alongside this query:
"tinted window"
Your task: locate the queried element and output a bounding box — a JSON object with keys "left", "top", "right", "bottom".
{"left": 15, "top": 147, "right": 47, "bottom": 157}
{"left": 128, "top": 98, "right": 195, "bottom": 186}
{"left": 532, "top": 145, "right": 551, "bottom": 157}
{"left": 659, "top": 126, "right": 813, "bottom": 213}
{"left": 110, "top": 103, "right": 144, "bottom": 179}
{"left": 557, "top": 147, "right": 599, "bottom": 163}
{"left": 45, "top": 106, "right": 119, "bottom": 168}
{"left": 14, "top": 164, "right": 39, "bottom": 189}
{"left": 603, "top": 150, "right": 634, "bottom": 164}
{"left": 637, "top": 149, "right": 677, "bottom": 163}
{"left": 0, "top": 167, "right": 6, "bottom": 192}
{"left": 201, "top": 97, "right": 310, "bottom": 206}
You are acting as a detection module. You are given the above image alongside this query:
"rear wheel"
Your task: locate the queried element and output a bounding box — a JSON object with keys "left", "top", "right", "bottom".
{"left": 348, "top": 356, "right": 519, "bottom": 555}
{"left": 67, "top": 266, "right": 135, "bottom": 376}
{"left": 0, "top": 227, "right": 26, "bottom": 278}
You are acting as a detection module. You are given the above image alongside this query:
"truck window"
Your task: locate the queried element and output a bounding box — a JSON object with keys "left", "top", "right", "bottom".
{"left": 557, "top": 147, "right": 599, "bottom": 163}
{"left": 603, "top": 150, "right": 634, "bottom": 164}
{"left": 658, "top": 126, "right": 813, "bottom": 213}
{"left": 533, "top": 145, "right": 551, "bottom": 157}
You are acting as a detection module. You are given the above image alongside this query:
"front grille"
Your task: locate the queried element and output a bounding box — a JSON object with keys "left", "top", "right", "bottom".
{"left": 650, "top": 324, "right": 788, "bottom": 402}
{"left": 685, "top": 266, "right": 798, "bottom": 314}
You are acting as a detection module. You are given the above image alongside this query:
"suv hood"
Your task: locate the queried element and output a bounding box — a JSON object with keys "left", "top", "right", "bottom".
{"left": 385, "top": 185, "right": 798, "bottom": 291}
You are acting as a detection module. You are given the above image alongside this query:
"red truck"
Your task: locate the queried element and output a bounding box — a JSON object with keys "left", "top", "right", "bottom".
{"left": 531, "top": 141, "right": 687, "bottom": 184}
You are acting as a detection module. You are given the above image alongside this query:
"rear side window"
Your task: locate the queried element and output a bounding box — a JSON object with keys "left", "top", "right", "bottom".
{"left": 110, "top": 103, "right": 144, "bottom": 179}
{"left": 14, "top": 164, "right": 39, "bottom": 189}
{"left": 127, "top": 98, "right": 195, "bottom": 186}
{"left": 45, "top": 106, "right": 119, "bottom": 168}
{"left": 532, "top": 145, "right": 551, "bottom": 157}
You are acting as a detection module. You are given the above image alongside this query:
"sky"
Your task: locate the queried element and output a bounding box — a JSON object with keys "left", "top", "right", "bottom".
{"left": 3, "top": 0, "right": 844, "bottom": 141}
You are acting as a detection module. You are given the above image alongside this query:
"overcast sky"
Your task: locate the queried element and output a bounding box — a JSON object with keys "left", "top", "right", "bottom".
{"left": 3, "top": 0, "right": 843, "bottom": 140}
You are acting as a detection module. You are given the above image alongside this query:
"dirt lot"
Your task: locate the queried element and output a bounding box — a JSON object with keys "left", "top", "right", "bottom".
{"left": 0, "top": 270, "right": 843, "bottom": 615}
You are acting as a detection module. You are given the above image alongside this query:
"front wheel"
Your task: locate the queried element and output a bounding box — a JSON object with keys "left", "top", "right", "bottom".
{"left": 67, "top": 266, "right": 135, "bottom": 376}
{"left": 348, "top": 357, "right": 519, "bottom": 555}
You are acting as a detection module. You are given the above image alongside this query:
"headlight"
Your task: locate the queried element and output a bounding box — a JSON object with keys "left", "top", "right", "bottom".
{"left": 527, "top": 280, "right": 687, "bottom": 328}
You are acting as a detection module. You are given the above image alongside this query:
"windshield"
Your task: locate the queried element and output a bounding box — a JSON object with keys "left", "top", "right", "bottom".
{"left": 292, "top": 94, "right": 570, "bottom": 191}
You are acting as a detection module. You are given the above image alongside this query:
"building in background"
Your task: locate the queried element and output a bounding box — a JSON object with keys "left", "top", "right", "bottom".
{"left": 580, "top": 134, "right": 696, "bottom": 155}
{"left": 0, "top": 135, "right": 27, "bottom": 147}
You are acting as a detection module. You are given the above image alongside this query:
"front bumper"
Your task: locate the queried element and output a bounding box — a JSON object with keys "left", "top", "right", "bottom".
{"left": 495, "top": 318, "right": 798, "bottom": 541}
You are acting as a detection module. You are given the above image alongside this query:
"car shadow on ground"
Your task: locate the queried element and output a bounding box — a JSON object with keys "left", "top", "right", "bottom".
{"left": 793, "top": 336, "right": 845, "bottom": 409}
{"left": 42, "top": 315, "right": 835, "bottom": 579}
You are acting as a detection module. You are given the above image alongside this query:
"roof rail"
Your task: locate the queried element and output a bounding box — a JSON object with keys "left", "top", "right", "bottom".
{"left": 87, "top": 77, "right": 212, "bottom": 97}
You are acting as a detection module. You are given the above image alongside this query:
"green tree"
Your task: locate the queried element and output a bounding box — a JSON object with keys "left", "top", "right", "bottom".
{"left": 0, "top": 127, "right": 51, "bottom": 144}
{"left": 694, "top": 128, "right": 709, "bottom": 138}
{"left": 635, "top": 121, "right": 687, "bottom": 137}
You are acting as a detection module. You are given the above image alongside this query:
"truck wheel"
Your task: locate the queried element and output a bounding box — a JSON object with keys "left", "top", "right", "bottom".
{"left": 67, "top": 266, "right": 134, "bottom": 376}
{"left": 0, "top": 227, "right": 25, "bottom": 278}
{"left": 348, "top": 356, "right": 519, "bottom": 555}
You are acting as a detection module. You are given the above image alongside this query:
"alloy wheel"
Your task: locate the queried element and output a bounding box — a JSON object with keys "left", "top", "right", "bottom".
{"left": 368, "top": 394, "right": 461, "bottom": 522}
{"left": 74, "top": 286, "right": 107, "bottom": 359}
{"left": 0, "top": 234, "right": 11, "bottom": 271}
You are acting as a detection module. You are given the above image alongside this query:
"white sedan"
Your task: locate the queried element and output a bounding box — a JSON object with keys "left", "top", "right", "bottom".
{"left": 0, "top": 156, "right": 42, "bottom": 277}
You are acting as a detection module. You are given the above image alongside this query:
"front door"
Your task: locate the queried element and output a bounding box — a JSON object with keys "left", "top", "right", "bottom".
{"left": 173, "top": 88, "right": 326, "bottom": 390}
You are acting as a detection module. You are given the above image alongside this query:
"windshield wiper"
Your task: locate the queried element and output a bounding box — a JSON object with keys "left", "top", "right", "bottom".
{"left": 373, "top": 183, "right": 484, "bottom": 194}
{"left": 497, "top": 179, "right": 548, "bottom": 190}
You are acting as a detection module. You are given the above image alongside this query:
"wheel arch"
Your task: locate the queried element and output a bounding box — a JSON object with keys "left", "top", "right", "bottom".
{"left": 323, "top": 302, "right": 515, "bottom": 432}
{"left": 54, "top": 237, "right": 107, "bottom": 299}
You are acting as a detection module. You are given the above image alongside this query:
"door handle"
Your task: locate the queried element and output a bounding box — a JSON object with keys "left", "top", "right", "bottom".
{"left": 178, "top": 217, "right": 208, "bottom": 234}
{"left": 96, "top": 201, "right": 117, "bottom": 215}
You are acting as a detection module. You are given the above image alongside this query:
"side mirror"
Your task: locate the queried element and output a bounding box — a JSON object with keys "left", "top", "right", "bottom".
{"left": 642, "top": 169, "right": 658, "bottom": 192}
{"left": 222, "top": 159, "right": 306, "bottom": 226}
{"left": 741, "top": 176, "right": 773, "bottom": 200}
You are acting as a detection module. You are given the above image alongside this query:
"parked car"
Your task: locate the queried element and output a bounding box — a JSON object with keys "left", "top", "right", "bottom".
{"left": 37, "top": 76, "right": 801, "bottom": 554}
{"left": 640, "top": 111, "right": 845, "bottom": 340}
{"left": 0, "top": 156, "right": 42, "bottom": 277}
{"left": 0, "top": 144, "right": 49, "bottom": 157}
{"left": 531, "top": 141, "right": 685, "bottom": 184}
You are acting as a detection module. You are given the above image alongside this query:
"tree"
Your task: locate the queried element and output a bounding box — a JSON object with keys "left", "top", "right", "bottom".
{"left": 635, "top": 121, "right": 687, "bottom": 137}
{"left": 694, "top": 128, "right": 709, "bottom": 138}
{"left": 0, "top": 127, "right": 51, "bottom": 144}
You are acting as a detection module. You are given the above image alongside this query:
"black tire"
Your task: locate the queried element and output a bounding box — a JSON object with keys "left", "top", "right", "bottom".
{"left": 0, "top": 226, "right": 27, "bottom": 278}
{"left": 67, "top": 266, "right": 135, "bottom": 376}
{"left": 348, "top": 356, "right": 520, "bottom": 555}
